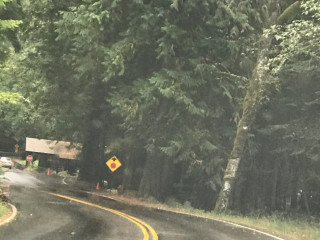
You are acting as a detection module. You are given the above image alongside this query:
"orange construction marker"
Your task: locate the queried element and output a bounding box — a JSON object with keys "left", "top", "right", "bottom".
{"left": 47, "top": 168, "right": 50, "bottom": 175}
{"left": 96, "top": 182, "right": 100, "bottom": 190}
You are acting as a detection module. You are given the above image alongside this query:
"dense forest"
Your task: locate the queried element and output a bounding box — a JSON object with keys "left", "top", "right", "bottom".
{"left": 1, "top": 0, "right": 320, "bottom": 216}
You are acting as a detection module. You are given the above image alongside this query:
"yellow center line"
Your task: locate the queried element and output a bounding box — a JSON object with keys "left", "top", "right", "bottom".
{"left": 48, "top": 192, "right": 158, "bottom": 240}
{"left": 123, "top": 214, "right": 158, "bottom": 240}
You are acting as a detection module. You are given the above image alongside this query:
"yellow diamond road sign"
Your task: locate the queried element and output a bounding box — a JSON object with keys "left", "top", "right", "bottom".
{"left": 106, "top": 156, "right": 122, "bottom": 172}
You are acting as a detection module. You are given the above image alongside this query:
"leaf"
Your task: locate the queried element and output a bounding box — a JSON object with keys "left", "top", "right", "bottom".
{"left": 0, "top": 92, "right": 23, "bottom": 104}
{"left": 170, "top": 0, "right": 179, "bottom": 11}
{"left": 258, "top": 124, "right": 289, "bottom": 135}
{"left": 201, "top": 140, "right": 219, "bottom": 152}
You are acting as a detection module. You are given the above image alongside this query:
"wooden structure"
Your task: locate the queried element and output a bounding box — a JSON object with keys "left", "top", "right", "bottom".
{"left": 25, "top": 137, "right": 81, "bottom": 173}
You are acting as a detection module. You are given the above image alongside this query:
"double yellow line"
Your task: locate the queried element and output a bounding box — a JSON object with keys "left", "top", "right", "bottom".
{"left": 49, "top": 192, "right": 158, "bottom": 240}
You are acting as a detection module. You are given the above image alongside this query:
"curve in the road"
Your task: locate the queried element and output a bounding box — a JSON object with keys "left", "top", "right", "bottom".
{"left": 48, "top": 192, "right": 158, "bottom": 240}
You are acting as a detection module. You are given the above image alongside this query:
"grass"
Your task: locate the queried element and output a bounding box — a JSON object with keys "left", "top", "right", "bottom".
{"left": 25, "top": 160, "right": 39, "bottom": 171}
{"left": 211, "top": 213, "right": 320, "bottom": 240}
{"left": 13, "top": 159, "right": 26, "bottom": 166}
{"left": 104, "top": 191, "right": 320, "bottom": 240}
{"left": 0, "top": 202, "right": 8, "bottom": 219}
{"left": 0, "top": 165, "right": 9, "bottom": 219}
{"left": 0, "top": 166, "right": 7, "bottom": 218}
{"left": 14, "top": 158, "right": 39, "bottom": 171}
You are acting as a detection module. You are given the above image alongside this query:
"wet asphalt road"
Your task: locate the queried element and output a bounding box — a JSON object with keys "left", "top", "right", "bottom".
{"left": 0, "top": 169, "right": 283, "bottom": 240}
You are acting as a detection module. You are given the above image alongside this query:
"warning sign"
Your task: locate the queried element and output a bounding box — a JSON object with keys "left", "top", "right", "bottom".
{"left": 106, "top": 156, "right": 122, "bottom": 172}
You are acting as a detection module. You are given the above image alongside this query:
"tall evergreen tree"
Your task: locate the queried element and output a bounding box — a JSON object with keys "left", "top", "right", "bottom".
{"left": 110, "top": 0, "right": 253, "bottom": 204}
{"left": 216, "top": 0, "right": 320, "bottom": 213}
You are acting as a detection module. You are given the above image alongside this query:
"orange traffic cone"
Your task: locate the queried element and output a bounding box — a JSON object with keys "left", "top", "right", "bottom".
{"left": 46, "top": 168, "right": 50, "bottom": 176}
{"left": 96, "top": 182, "right": 100, "bottom": 190}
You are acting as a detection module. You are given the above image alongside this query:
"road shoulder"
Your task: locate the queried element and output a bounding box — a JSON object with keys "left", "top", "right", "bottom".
{"left": 0, "top": 203, "right": 17, "bottom": 226}
{"left": 91, "top": 191, "right": 286, "bottom": 240}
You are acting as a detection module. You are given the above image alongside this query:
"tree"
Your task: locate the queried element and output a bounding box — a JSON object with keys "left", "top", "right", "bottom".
{"left": 0, "top": 92, "right": 28, "bottom": 149}
{"left": 0, "top": 0, "right": 21, "bottom": 60}
{"left": 110, "top": 0, "right": 253, "bottom": 205}
{"left": 0, "top": 0, "right": 22, "bottom": 87}
{"left": 215, "top": 0, "right": 285, "bottom": 212}
{"left": 51, "top": 0, "right": 246, "bottom": 194}
{"left": 53, "top": 0, "right": 138, "bottom": 183}
{"left": 0, "top": 0, "right": 25, "bottom": 150}
{"left": 215, "top": 0, "right": 320, "bottom": 213}
{"left": 255, "top": 0, "right": 320, "bottom": 214}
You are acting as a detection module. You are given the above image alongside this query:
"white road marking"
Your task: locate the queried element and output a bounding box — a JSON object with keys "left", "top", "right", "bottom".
{"left": 62, "top": 177, "right": 68, "bottom": 185}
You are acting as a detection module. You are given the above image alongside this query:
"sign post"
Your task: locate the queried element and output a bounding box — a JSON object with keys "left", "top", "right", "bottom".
{"left": 98, "top": 156, "right": 122, "bottom": 190}
{"left": 15, "top": 144, "right": 19, "bottom": 153}
{"left": 26, "top": 155, "right": 33, "bottom": 167}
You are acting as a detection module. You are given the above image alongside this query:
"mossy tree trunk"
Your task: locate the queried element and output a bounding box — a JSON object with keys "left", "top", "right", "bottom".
{"left": 214, "top": 0, "right": 302, "bottom": 213}
{"left": 214, "top": 35, "right": 274, "bottom": 212}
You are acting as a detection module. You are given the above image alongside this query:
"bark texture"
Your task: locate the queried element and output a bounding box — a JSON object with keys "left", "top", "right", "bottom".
{"left": 78, "top": 83, "right": 108, "bottom": 184}
{"left": 214, "top": 35, "right": 273, "bottom": 212}
{"left": 78, "top": 122, "right": 105, "bottom": 183}
{"left": 138, "top": 153, "right": 175, "bottom": 201}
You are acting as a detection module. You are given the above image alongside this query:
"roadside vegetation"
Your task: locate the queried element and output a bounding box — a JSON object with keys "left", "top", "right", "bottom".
{"left": 0, "top": 165, "right": 8, "bottom": 219}
{"left": 105, "top": 191, "right": 320, "bottom": 240}
{"left": 13, "top": 159, "right": 39, "bottom": 172}
{"left": 0, "top": 202, "right": 7, "bottom": 219}
{"left": 212, "top": 213, "right": 320, "bottom": 240}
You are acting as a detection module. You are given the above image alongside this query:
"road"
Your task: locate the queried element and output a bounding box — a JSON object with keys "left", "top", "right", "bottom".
{"left": 0, "top": 169, "right": 283, "bottom": 240}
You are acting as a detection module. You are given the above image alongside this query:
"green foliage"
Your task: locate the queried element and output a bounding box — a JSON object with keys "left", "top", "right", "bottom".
{"left": 239, "top": 70, "right": 320, "bottom": 214}
{"left": 0, "top": 92, "right": 23, "bottom": 104}
{"left": 107, "top": 0, "right": 259, "bottom": 207}
{"left": 0, "top": 202, "right": 7, "bottom": 218}
{"left": 0, "top": 19, "right": 22, "bottom": 30}
{"left": 0, "top": 0, "right": 22, "bottom": 61}
{"left": 277, "top": 1, "right": 302, "bottom": 25}
{"left": 0, "top": 53, "right": 56, "bottom": 140}
{"left": 268, "top": 0, "right": 320, "bottom": 74}
{"left": 0, "top": 91, "right": 29, "bottom": 144}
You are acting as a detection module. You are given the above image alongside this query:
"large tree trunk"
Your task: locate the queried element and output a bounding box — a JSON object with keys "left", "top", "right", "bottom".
{"left": 78, "top": 120, "right": 106, "bottom": 184}
{"left": 122, "top": 153, "right": 136, "bottom": 191}
{"left": 271, "top": 160, "right": 279, "bottom": 211}
{"left": 139, "top": 153, "right": 162, "bottom": 199}
{"left": 214, "top": 35, "right": 273, "bottom": 212}
{"left": 213, "top": 0, "right": 301, "bottom": 213}
{"left": 290, "top": 158, "right": 299, "bottom": 210}
{"left": 122, "top": 149, "right": 145, "bottom": 191}
{"left": 139, "top": 153, "right": 175, "bottom": 201}
{"left": 78, "top": 82, "right": 108, "bottom": 184}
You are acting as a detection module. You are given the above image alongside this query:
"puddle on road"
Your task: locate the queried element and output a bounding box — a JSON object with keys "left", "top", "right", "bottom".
{"left": 3, "top": 171, "right": 44, "bottom": 188}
